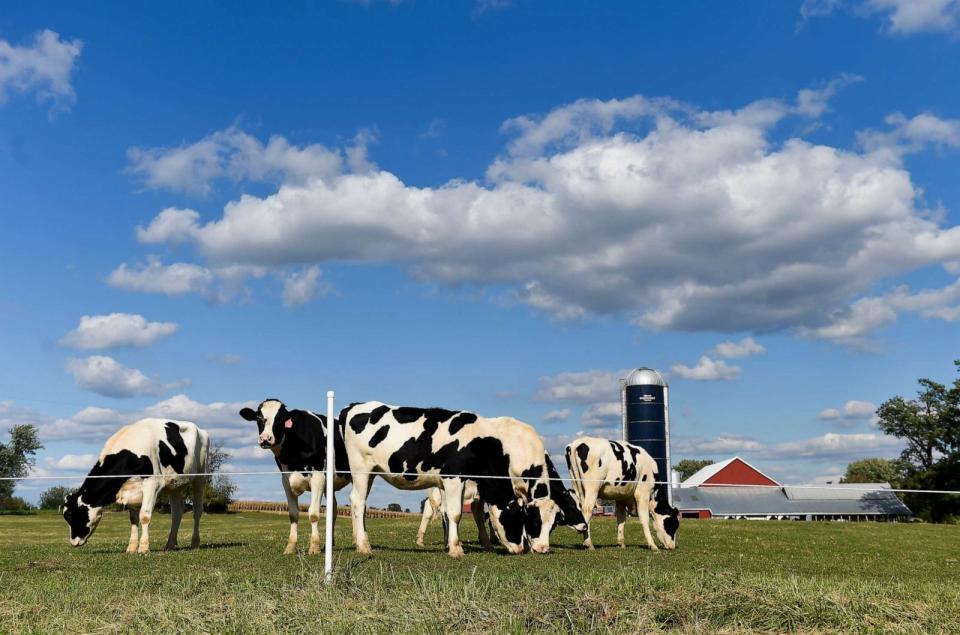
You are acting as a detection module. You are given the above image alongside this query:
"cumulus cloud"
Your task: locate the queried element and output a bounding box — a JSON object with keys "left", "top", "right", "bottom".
{"left": 670, "top": 356, "right": 742, "bottom": 381}
{"left": 65, "top": 355, "right": 187, "bottom": 398}
{"left": 61, "top": 313, "right": 178, "bottom": 350}
{"left": 858, "top": 112, "right": 960, "bottom": 155}
{"left": 767, "top": 432, "right": 900, "bottom": 458}
{"left": 120, "top": 89, "right": 960, "bottom": 341}
{"left": 126, "top": 127, "right": 344, "bottom": 196}
{"left": 282, "top": 266, "right": 330, "bottom": 307}
{"left": 674, "top": 434, "right": 765, "bottom": 455}
{"left": 536, "top": 369, "right": 627, "bottom": 404}
{"left": 712, "top": 336, "right": 766, "bottom": 359}
{"left": 0, "top": 29, "right": 82, "bottom": 111}
{"left": 582, "top": 402, "right": 621, "bottom": 428}
{"left": 801, "top": 0, "right": 960, "bottom": 35}
{"left": 542, "top": 408, "right": 570, "bottom": 423}
{"left": 795, "top": 73, "right": 863, "bottom": 118}
{"left": 49, "top": 453, "right": 97, "bottom": 470}
{"left": 818, "top": 400, "right": 878, "bottom": 428}
{"left": 107, "top": 257, "right": 266, "bottom": 303}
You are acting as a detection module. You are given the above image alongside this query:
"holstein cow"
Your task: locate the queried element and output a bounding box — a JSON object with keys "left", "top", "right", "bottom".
{"left": 62, "top": 419, "right": 209, "bottom": 553}
{"left": 239, "top": 398, "right": 351, "bottom": 554}
{"left": 565, "top": 437, "right": 679, "bottom": 551}
{"left": 341, "top": 401, "right": 559, "bottom": 557}
{"left": 416, "top": 454, "right": 587, "bottom": 549}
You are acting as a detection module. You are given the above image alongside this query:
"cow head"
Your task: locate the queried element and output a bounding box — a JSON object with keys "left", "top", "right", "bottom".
{"left": 649, "top": 491, "right": 680, "bottom": 549}
{"left": 62, "top": 491, "right": 103, "bottom": 547}
{"left": 487, "top": 498, "right": 559, "bottom": 554}
{"left": 239, "top": 399, "right": 290, "bottom": 450}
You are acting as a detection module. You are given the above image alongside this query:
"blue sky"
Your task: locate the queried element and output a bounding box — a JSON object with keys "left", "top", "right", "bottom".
{"left": 2, "top": 1, "right": 960, "bottom": 507}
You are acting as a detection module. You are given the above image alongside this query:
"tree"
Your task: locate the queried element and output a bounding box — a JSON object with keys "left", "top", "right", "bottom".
{"left": 674, "top": 459, "right": 714, "bottom": 482}
{"left": 876, "top": 361, "right": 960, "bottom": 522}
{"left": 203, "top": 441, "right": 236, "bottom": 513}
{"left": 841, "top": 458, "right": 903, "bottom": 487}
{"left": 0, "top": 425, "right": 42, "bottom": 510}
{"left": 387, "top": 503, "right": 402, "bottom": 512}
{"left": 39, "top": 485, "right": 75, "bottom": 510}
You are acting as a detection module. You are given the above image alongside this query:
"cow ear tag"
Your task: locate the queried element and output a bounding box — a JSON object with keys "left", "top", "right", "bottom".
{"left": 284, "top": 418, "right": 293, "bottom": 429}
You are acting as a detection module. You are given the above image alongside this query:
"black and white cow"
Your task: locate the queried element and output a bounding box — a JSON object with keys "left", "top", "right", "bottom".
{"left": 62, "top": 418, "right": 209, "bottom": 553}
{"left": 239, "top": 398, "right": 351, "bottom": 555}
{"left": 565, "top": 436, "right": 679, "bottom": 551}
{"left": 341, "top": 401, "right": 559, "bottom": 557}
{"left": 416, "top": 453, "right": 587, "bottom": 549}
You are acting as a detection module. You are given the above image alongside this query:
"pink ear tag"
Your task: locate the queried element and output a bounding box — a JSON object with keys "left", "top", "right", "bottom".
{"left": 284, "top": 418, "right": 293, "bottom": 429}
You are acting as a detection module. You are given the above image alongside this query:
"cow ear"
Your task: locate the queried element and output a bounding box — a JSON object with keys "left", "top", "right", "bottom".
{"left": 239, "top": 408, "right": 258, "bottom": 421}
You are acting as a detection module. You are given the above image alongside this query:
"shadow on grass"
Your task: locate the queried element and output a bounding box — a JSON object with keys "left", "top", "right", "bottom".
{"left": 80, "top": 541, "right": 248, "bottom": 554}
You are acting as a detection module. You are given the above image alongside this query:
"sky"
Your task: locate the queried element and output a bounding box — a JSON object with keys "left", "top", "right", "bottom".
{"left": 2, "top": 0, "right": 960, "bottom": 509}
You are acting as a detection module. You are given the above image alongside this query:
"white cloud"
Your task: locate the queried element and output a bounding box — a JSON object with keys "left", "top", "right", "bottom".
{"left": 0, "top": 30, "right": 82, "bottom": 111}
{"left": 800, "top": 0, "right": 960, "bottom": 35}
{"left": 670, "top": 356, "right": 741, "bottom": 381}
{"left": 207, "top": 353, "right": 241, "bottom": 365}
{"left": 282, "top": 266, "right": 330, "bottom": 307}
{"left": 818, "top": 400, "right": 878, "bottom": 428}
{"left": 582, "top": 402, "right": 621, "bottom": 428}
{"left": 713, "top": 336, "right": 766, "bottom": 359}
{"left": 674, "top": 434, "right": 765, "bottom": 455}
{"left": 542, "top": 408, "right": 570, "bottom": 423}
{"left": 858, "top": 112, "right": 960, "bottom": 155}
{"left": 767, "top": 432, "right": 901, "bottom": 458}
{"left": 120, "top": 90, "right": 960, "bottom": 340}
{"left": 49, "top": 453, "right": 97, "bottom": 470}
{"left": 141, "top": 394, "right": 254, "bottom": 427}
{"left": 61, "top": 313, "right": 178, "bottom": 350}
{"left": 107, "top": 257, "right": 266, "bottom": 303}
{"left": 126, "top": 127, "right": 344, "bottom": 196}
{"left": 795, "top": 73, "right": 863, "bottom": 118}
{"left": 536, "top": 369, "right": 627, "bottom": 404}
{"left": 65, "top": 355, "right": 187, "bottom": 398}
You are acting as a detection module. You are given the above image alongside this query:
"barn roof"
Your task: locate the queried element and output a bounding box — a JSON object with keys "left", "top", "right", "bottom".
{"left": 672, "top": 484, "right": 912, "bottom": 517}
{"left": 680, "top": 456, "right": 780, "bottom": 487}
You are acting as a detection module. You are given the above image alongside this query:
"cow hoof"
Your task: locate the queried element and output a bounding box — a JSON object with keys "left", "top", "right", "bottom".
{"left": 163, "top": 544, "right": 176, "bottom": 552}
{"left": 415, "top": 540, "right": 425, "bottom": 548}
{"left": 448, "top": 546, "right": 465, "bottom": 558}
{"left": 308, "top": 542, "right": 321, "bottom": 556}
{"left": 137, "top": 547, "right": 150, "bottom": 555}
{"left": 649, "top": 545, "right": 660, "bottom": 552}
{"left": 356, "top": 542, "right": 373, "bottom": 555}
{"left": 583, "top": 540, "right": 594, "bottom": 551}
{"left": 617, "top": 542, "right": 625, "bottom": 549}
{"left": 190, "top": 539, "right": 200, "bottom": 549}
{"left": 125, "top": 545, "right": 137, "bottom": 554}
{"left": 283, "top": 544, "right": 297, "bottom": 555}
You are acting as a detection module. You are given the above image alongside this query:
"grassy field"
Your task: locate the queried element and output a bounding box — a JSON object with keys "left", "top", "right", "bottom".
{"left": 1, "top": 511, "right": 958, "bottom": 633}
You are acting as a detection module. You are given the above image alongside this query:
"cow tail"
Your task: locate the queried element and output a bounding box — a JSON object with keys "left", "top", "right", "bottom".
{"left": 565, "top": 445, "right": 586, "bottom": 504}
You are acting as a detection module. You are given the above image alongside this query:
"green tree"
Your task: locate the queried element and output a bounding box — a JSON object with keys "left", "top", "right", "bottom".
{"left": 203, "top": 440, "right": 236, "bottom": 513}
{"left": 0, "top": 425, "right": 42, "bottom": 510}
{"left": 674, "top": 459, "right": 714, "bottom": 482}
{"left": 876, "top": 361, "right": 960, "bottom": 522}
{"left": 841, "top": 458, "right": 904, "bottom": 487}
{"left": 387, "top": 503, "right": 402, "bottom": 512}
{"left": 38, "top": 485, "right": 75, "bottom": 510}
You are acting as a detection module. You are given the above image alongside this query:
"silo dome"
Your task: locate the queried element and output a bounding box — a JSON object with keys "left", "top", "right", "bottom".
{"left": 624, "top": 367, "right": 668, "bottom": 388}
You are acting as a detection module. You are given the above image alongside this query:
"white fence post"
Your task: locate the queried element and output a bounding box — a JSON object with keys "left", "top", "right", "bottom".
{"left": 324, "top": 389, "right": 335, "bottom": 582}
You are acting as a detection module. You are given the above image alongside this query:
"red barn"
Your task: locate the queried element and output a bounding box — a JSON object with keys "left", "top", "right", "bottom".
{"left": 678, "top": 457, "right": 780, "bottom": 518}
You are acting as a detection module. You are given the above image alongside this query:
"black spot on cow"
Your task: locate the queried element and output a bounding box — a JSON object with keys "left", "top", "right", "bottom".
{"left": 447, "top": 411, "right": 478, "bottom": 435}
{"left": 653, "top": 492, "right": 680, "bottom": 539}
{"left": 608, "top": 441, "right": 636, "bottom": 485}
{"left": 368, "top": 425, "right": 390, "bottom": 448}
{"left": 392, "top": 407, "right": 458, "bottom": 426}
{"left": 641, "top": 473, "right": 648, "bottom": 482}
{"left": 521, "top": 464, "right": 545, "bottom": 498}
{"left": 63, "top": 450, "right": 154, "bottom": 541}
{"left": 158, "top": 422, "right": 188, "bottom": 473}
{"left": 274, "top": 409, "right": 351, "bottom": 481}
{"left": 497, "top": 502, "right": 526, "bottom": 547}
{"left": 369, "top": 405, "right": 392, "bottom": 425}
{"left": 576, "top": 443, "right": 590, "bottom": 474}
{"left": 349, "top": 411, "right": 372, "bottom": 434}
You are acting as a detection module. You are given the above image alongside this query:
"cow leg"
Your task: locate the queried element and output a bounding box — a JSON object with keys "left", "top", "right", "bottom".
{"left": 190, "top": 476, "right": 203, "bottom": 549}
{"left": 281, "top": 475, "right": 299, "bottom": 555}
{"left": 137, "top": 479, "right": 159, "bottom": 554}
{"left": 615, "top": 501, "right": 627, "bottom": 549}
{"left": 579, "top": 489, "right": 598, "bottom": 550}
{"left": 164, "top": 492, "right": 184, "bottom": 551}
{"left": 442, "top": 479, "right": 465, "bottom": 558}
{"left": 350, "top": 472, "right": 373, "bottom": 554}
{"left": 473, "top": 499, "right": 493, "bottom": 551}
{"left": 635, "top": 490, "right": 659, "bottom": 551}
{"left": 308, "top": 472, "right": 323, "bottom": 555}
{"left": 416, "top": 496, "right": 435, "bottom": 547}
{"left": 126, "top": 507, "right": 139, "bottom": 554}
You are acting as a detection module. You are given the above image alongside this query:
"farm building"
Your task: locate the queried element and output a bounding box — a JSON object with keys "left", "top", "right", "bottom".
{"left": 673, "top": 456, "right": 912, "bottom": 521}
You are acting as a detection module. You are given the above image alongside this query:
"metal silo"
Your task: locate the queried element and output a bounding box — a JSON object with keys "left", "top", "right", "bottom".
{"left": 622, "top": 367, "right": 672, "bottom": 504}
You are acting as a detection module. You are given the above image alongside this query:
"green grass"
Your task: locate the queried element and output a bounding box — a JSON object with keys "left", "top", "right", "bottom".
{"left": 1, "top": 511, "right": 958, "bottom": 633}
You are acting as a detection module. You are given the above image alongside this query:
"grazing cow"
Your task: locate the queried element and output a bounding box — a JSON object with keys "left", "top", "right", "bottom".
{"left": 239, "top": 398, "right": 351, "bottom": 554}
{"left": 416, "top": 454, "right": 587, "bottom": 549}
{"left": 565, "top": 437, "right": 679, "bottom": 551}
{"left": 341, "top": 401, "right": 559, "bottom": 557}
{"left": 62, "top": 419, "right": 209, "bottom": 553}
